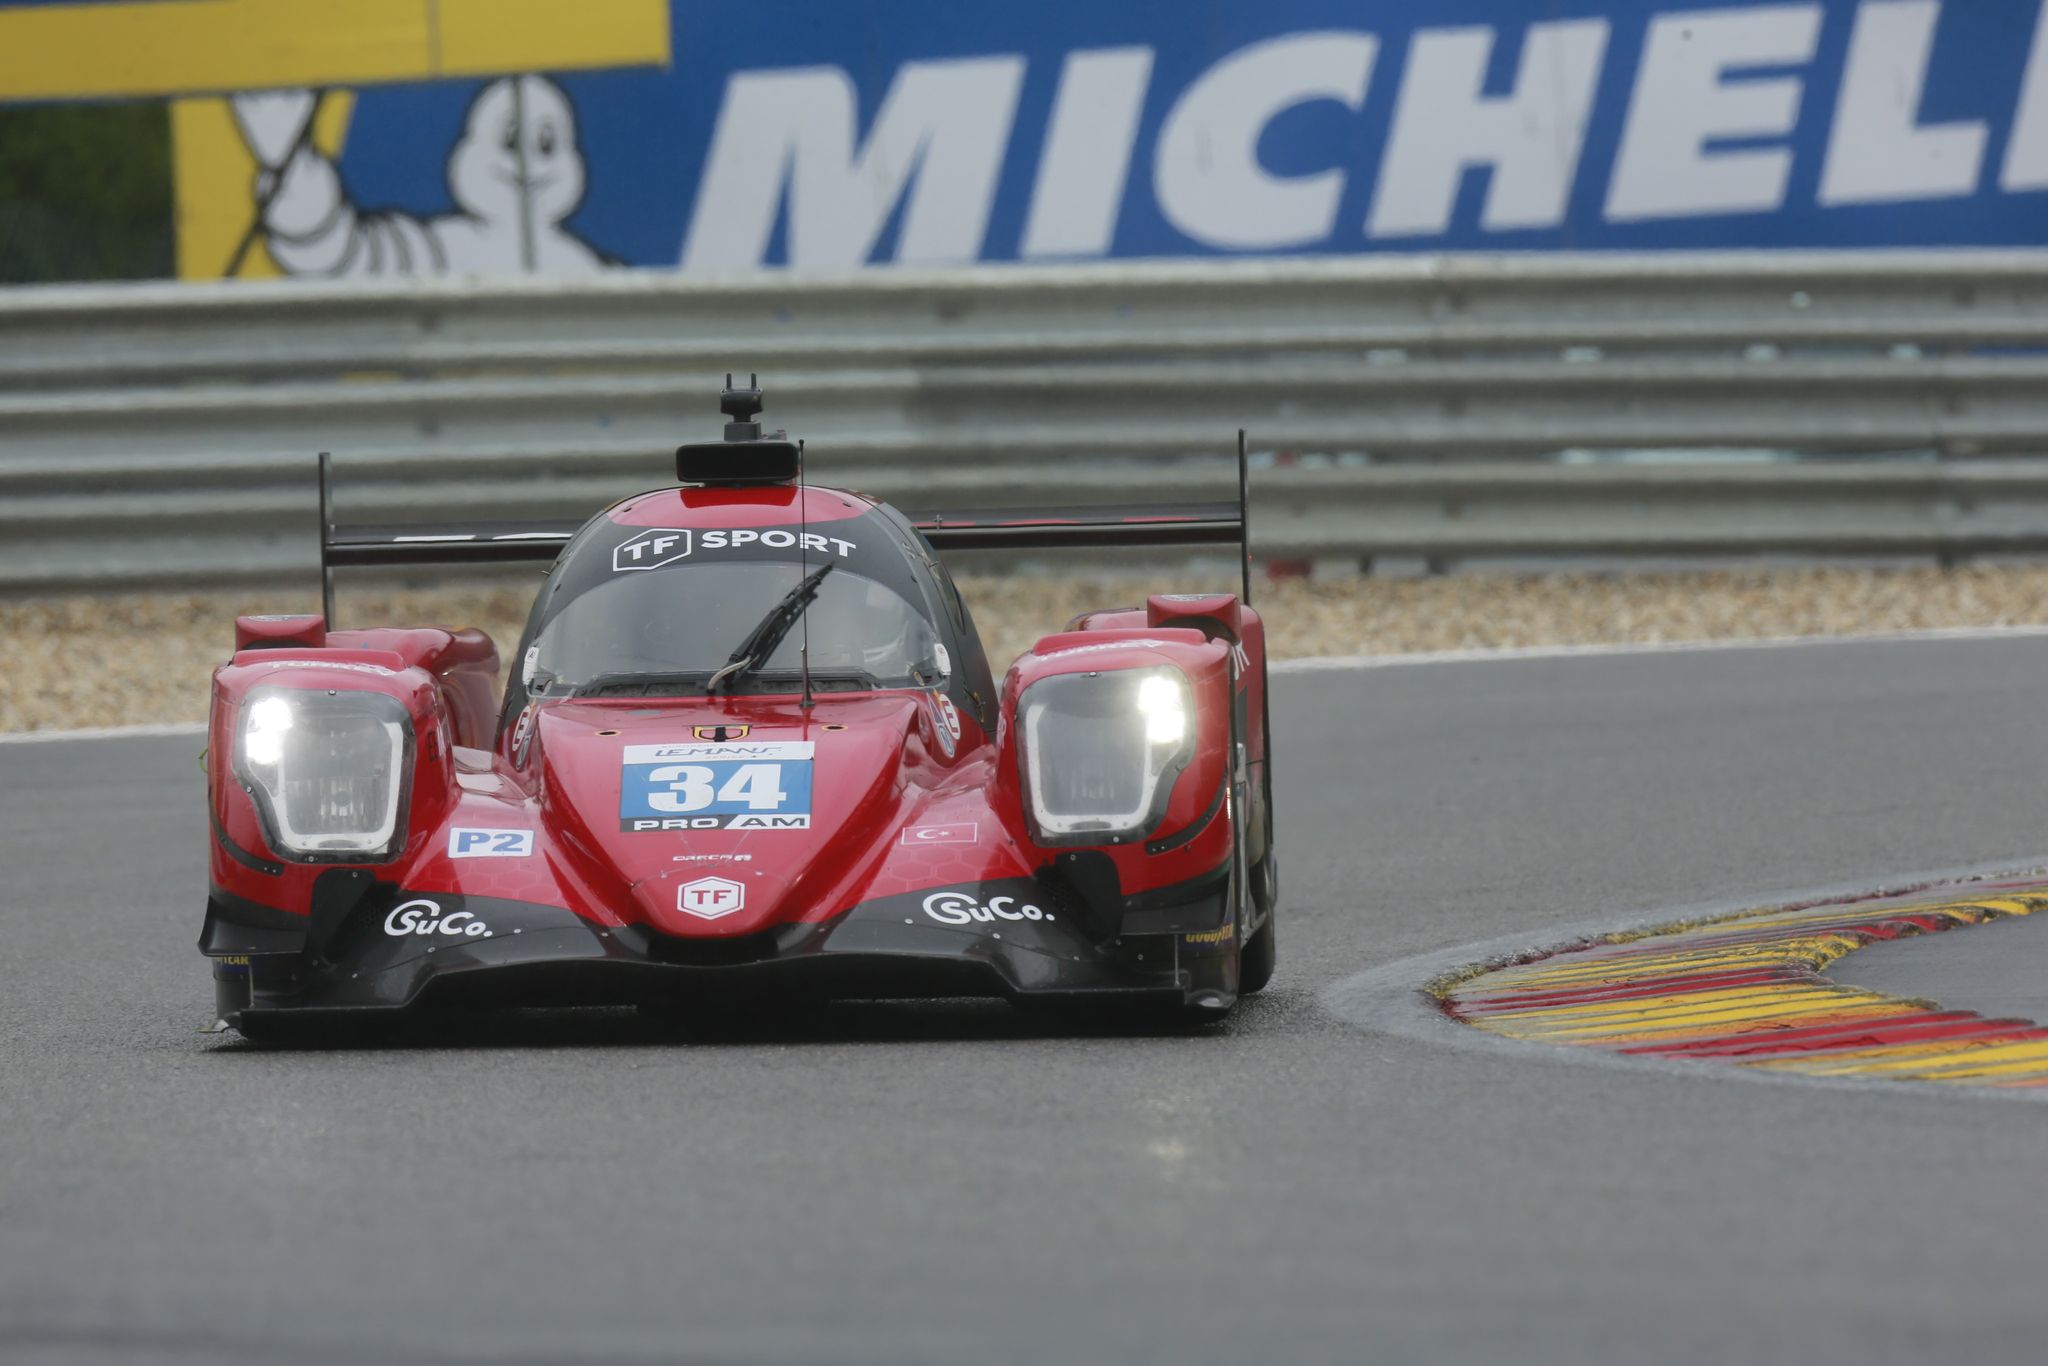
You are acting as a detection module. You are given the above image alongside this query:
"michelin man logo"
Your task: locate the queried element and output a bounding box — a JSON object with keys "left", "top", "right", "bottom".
{"left": 232, "top": 78, "right": 609, "bottom": 278}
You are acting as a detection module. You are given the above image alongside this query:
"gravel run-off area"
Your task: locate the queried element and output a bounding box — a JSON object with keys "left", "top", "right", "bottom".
{"left": 4, "top": 563, "right": 2047, "bottom": 733}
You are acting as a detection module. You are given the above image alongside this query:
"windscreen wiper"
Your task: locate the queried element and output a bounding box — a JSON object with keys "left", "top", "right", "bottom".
{"left": 706, "top": 564, "right": 834, "bottom": 694}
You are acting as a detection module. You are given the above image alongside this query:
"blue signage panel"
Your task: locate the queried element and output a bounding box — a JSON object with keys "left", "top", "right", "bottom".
{"left": 227, "top": 0, "right": 2048, "bottom": 278}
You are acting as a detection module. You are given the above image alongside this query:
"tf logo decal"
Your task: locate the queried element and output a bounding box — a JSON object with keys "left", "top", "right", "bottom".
{"left": 678, "top": 877, "right": 745, "bottom": 920}
{"left": 694, "top": 724, "right": 750, "bottom": 741}
{"left": 614, "top": 530, "right": 692, "bottom": 572}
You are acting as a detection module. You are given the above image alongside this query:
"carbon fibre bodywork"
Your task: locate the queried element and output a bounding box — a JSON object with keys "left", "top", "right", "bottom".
{"left": 201, "top": 401, "right": 1271, "bottom": 1037}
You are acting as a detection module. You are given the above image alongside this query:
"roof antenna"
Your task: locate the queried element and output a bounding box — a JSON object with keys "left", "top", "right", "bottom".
{"left": 317, "top": 450, "right": 336, "bottom": 628}
{"left": 1238, "top": 427, "right": 1252, "bottom": 606}
{"left": 797, "top": 405, "right": 815, "bottom": 712}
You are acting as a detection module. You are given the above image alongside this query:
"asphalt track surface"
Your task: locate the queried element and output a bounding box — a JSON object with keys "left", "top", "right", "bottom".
{"left": 1834, "top": 901, "right": 2048, "bottom": 1027}
{"left": 8, "top": 636, "right": 2048, "bottom": 1364}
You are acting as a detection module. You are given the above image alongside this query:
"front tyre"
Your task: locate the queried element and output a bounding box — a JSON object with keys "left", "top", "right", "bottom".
{"left": 1239, "top": 890, "right": 1276, "bottom": 995}
{"left": 226, "top": 1011, "right": 364, "bottom": 1048}
{"left": 1180, "top": 734, "right": 1255, "bottom": 1024}
{"left": 1239, "top": 666, "right": 1278, "bottom": 996}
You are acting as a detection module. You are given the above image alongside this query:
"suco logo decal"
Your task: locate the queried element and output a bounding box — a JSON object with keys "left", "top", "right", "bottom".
{"left": 383, "top": 898, "right": 490, "bottom": 938}
{"left": 921, "top": 890, "right": 1054, "bottom": 926}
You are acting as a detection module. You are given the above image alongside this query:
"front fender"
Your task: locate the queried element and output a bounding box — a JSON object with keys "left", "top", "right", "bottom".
{"left": 996, "top": 627, "right": 1236, "bottom": 914}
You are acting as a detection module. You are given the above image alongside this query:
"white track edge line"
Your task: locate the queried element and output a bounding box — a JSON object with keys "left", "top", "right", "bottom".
{"left": 1269, "top": 622, "right": 2048, "bottom": 673}
{"left": 0, "top": 721, "right": 207, "bottom": 746}
{"left": 6, "top": 624, "right": 2047, "bottom": 744}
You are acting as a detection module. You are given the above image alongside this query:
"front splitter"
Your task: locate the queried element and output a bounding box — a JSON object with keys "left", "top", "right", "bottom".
{"left": 215, "top": 879, "right": 1197, "bottom": 1025}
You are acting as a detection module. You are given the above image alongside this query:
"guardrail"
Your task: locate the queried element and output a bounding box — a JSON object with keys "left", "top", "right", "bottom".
{"left": 5, "top": 252, "right": 2048, "bottom": 590}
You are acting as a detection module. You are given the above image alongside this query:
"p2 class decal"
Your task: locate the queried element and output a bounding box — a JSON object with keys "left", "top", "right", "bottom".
{"left": 448, "top": 828, "right": 534, "bottom": 859}
{"left": 612, "top": 529, "right": 692, "bottom": 572}
{"left": 619, "top": 741, "right": 814, "bottom": 832}
{"left": 902, "top": 823, "right": 977, "bottom": 846}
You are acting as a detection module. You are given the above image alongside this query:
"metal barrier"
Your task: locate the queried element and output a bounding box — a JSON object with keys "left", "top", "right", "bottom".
{"left": 5, "top": 252, "right": 2048, "bottom": 590}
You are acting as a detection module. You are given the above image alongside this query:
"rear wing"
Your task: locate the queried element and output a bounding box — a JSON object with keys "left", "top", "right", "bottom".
{"left": 317, "top": 432, "right": 1251, "bottom": 623}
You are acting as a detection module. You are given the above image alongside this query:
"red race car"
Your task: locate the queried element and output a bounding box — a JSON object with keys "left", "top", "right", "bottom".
{"left": 200, "top": 380, "right": 1276, "bottom": 1039}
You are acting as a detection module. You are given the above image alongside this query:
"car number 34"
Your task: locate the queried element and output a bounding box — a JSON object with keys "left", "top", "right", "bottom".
{"left": 647, "top": 763, "right": 788, "bottom": 812}
{"left": 617, "top": 752, "right": 815, "bottom": 832}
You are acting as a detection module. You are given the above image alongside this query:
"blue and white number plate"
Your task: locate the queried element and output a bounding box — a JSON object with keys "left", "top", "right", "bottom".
{"left": 620, "top": 741, "right": 814, "bottom": 832}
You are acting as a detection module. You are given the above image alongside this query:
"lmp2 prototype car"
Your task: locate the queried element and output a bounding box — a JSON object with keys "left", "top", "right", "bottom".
{"left": 200, "top": 381, "right": 1275, "bottom": 1039}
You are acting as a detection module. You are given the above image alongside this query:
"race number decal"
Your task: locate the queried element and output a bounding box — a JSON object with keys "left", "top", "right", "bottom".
{"left": 619, "top": 741, "right": 814, "bottom": 832}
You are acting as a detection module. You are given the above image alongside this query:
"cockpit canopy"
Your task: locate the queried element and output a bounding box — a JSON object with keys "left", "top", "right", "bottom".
{"left": 507, "top": 491, "right": 981, "bottom": 704}
{"left": 531, "top": 561, "right": 942, "bottom": 695}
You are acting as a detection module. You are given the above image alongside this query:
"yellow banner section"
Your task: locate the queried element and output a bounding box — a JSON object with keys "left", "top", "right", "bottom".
{"left": 0, "top": 0, "right": 670, "bottom": 103}
{"left": 172, "top": 93, "right": 355, "bottom": 280}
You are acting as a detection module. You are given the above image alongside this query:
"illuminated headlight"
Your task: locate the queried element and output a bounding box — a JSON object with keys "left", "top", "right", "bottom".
{"left": 233, "top": 687, "right": 413, "bottom": 861}
{"left": 1020, "top": 667, "right": 1193, "bottom": 844}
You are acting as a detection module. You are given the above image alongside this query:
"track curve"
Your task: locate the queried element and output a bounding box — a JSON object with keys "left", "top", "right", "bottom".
{"left": 10, "top": 635, "right": 2048, "bottom": 1363}
{"left": 1434, "top": 878, "right": 2048, "bottom": 1089}
{"left": 1836, "top": 902, "right": 2048, "bottom": 1025}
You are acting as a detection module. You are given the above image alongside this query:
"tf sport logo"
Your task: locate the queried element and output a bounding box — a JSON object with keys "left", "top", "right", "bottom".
{"left": 614, "top": 530, "right": 691, "bottom": 572}
{"left": 612, "top": 527, "right": 860, "bottom": 574}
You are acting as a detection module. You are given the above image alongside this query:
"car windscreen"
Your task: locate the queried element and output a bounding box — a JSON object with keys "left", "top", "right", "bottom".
{"left": 529, "top": 560, "right": 943, "bottom": 694}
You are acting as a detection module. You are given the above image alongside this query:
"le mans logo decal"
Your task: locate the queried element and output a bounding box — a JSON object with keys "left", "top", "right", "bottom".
{"left": 620, "top": 741, "right": 814, "bottom": 832}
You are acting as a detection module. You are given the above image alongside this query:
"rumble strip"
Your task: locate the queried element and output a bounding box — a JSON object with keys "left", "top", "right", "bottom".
{"left": 1436, "top": 884, "right": 2048, "bottom": 1089}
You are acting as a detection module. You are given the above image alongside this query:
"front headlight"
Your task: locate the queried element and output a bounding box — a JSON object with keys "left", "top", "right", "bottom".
{"left": 1019, "top": 667, "right": 1193, "bottom": 845}
{"left": 233, "top": 687, "right": 413, "bottom": 861}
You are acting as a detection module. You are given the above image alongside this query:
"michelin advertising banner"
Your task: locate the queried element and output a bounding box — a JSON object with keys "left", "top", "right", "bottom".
{"left": 134, "top": 0, "right": 2048, "bottom": 277}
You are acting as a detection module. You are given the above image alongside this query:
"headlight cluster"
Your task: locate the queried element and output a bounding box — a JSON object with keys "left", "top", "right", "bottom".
{"left": 1019, "top": 667, "right": 1192, "bottom": 844}
{"left": 233, "top": 687, "right": 413, "bottom": 861}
